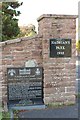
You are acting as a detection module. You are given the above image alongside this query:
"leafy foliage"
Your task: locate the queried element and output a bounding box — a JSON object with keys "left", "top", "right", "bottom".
{"left": 19, "top": 24, "right": 37, "bottom": 37}
{"left": 76, "top": 40, "right": 80, "bottom": 51}
{"left": 2, "top": 2, "right": 23, "bottom": 41}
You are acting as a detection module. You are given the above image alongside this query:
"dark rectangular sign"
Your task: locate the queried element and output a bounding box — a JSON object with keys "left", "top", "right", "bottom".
{"left": 50, "top": 39, "right": 71, "bottom": 57}
{"left": 7, "top": 67, "right": 43, "bottom": 106}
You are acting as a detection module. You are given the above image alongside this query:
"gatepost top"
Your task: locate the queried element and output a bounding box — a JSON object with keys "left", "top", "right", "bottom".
{"left": 37, "top": 14, "right": 78, "bottom": 22}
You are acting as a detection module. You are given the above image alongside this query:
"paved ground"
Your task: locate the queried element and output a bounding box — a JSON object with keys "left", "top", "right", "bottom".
{"left": 18, "top": 104, "right": 78, "bottom": 119}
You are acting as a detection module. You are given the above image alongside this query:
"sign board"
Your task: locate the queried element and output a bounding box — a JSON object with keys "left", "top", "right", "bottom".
{"left": 7, "top": 67, "right": 43, "bottom": 106}
{"left": 50, "top": 39, "right": 71, "bottom": 57}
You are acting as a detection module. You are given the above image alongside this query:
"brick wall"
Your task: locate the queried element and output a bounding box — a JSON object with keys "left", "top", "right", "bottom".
{"left": 0, "top": 14, "right": 78, "bottom": 109}
{"left": 1, "top": 35, "right": 43, "bottom": 108}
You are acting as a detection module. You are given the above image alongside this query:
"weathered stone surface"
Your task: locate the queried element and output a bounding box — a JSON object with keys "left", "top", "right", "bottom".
{"left": 25, "top": 60, "right": 38, "bottom": 67}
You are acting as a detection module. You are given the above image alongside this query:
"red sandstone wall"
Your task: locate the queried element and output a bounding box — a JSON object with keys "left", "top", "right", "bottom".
{"left": 1, "top": 35, "right": 43, "bottom": 105}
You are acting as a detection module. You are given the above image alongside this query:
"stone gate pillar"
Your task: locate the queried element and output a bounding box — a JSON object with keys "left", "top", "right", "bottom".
{"left": 37, "top": 14, "right": 78, "bottom": 104}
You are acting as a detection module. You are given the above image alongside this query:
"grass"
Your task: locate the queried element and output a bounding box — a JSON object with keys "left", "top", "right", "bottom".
{"left": 0, "top": 110, "right": 19, "bottom": 120}
{"left": 2, "top": 112, "right": 10, "bottom": 119}
{"left": 46, "top": 102, "right": 75, "bottom": 108}
{"left": 0, "top": 112, "right": 2, "bottom": 120}
{"left": 0, "top": 106, "right": 2, "bottom": 120}
{"left": 75, "top": 93, "right": 80, "bottom": 98}
{"left": 47, "top": 103, "right": 63, "bottom": 108}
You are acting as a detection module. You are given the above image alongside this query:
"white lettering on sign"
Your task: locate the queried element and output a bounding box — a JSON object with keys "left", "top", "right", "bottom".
{"left": 56, "top": 46, "right": 65, "bottom": 50}
{"left": 57, "top": 52, "right": 64, "bottom": 55}
{"left": 51, "top": 40, "right": 70, "bottom": 45}
{"left": 35, "top": 68, "right": 40, "bottom": 75}
{"left": 19, "top": 68, "right": 31, "bottom": 75}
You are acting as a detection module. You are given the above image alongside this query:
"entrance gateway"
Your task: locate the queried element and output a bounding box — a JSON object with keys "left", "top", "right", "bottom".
{"left": 1, "top": 14, "right": 77, "bottom": 114}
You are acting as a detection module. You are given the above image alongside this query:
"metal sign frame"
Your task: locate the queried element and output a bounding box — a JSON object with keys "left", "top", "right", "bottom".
{"left": 7, "top": 67, "right": 44, "bottom": 109}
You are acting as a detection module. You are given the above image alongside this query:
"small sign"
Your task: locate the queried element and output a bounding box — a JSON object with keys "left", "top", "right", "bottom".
{"left": 50, "top": 38, "right": 71, "bottom": 57}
